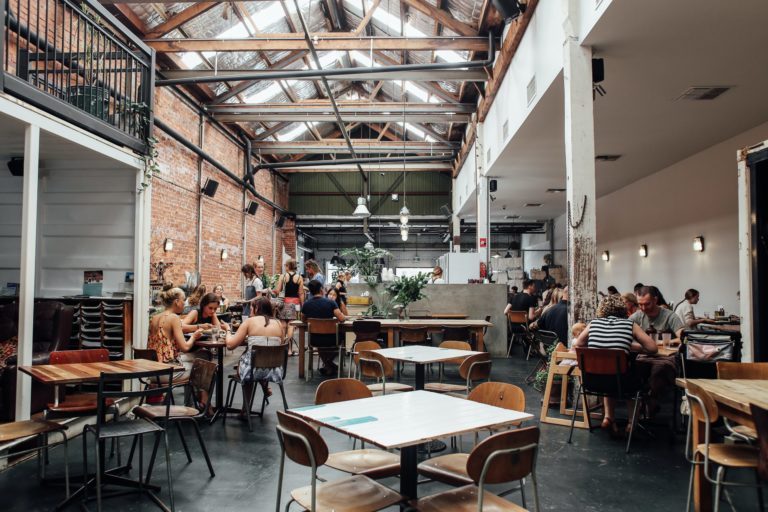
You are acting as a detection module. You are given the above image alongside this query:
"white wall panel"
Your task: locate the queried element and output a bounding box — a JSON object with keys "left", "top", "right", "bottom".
{"left": 453, "top": 141, "right": 477, "bottom": 216}
{"left": 0, "top": 176, "right": 22, "bottom": 289}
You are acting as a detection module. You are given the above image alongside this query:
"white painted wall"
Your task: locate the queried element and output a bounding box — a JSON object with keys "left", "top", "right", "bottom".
{"left": 0, "top": 174, "right": 22, "bottom": 291}
{"left": 453, "top": 141, "right": 476, "bottom": 216}
{"left": 596, "top": 121, "right": 768, "bottom": 316}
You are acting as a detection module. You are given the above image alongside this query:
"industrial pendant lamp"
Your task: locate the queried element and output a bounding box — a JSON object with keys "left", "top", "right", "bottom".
{"left": 353, "top": 196, "right": 371, "bottom": 218}
{"left": 400, "top": 223, "right": 409, "bottom": 241}
{"left": 399, "top": 95, "right": 410, "bottom": 226}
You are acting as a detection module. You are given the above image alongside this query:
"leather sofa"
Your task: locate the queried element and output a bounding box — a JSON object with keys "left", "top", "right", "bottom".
{"left": 0, "top": 301, "right": 75, "bottom": 421}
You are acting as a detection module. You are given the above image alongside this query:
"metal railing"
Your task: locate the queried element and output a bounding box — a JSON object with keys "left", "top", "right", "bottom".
{"left": 2, "top": 0, "right": 154, "bottom": 153}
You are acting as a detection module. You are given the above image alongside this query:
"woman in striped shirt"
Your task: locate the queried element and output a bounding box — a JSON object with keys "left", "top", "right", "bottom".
{"left": 573, "top": 295, "right": 657, "bottom": 430}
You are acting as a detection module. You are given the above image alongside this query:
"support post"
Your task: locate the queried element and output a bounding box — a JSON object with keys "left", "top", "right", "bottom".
{"left": 15, "top": 124, "right": 40, "bottom": 421}
{"left": 563, "top": 2, "right": 597, "bottom": 323}
{"left": 452, "top": 213, "right": 461, "bottom": 252}
{"left": 133, "top": 158, "right": 152, "bottom": 349}
{"left": 475, "top": 124, "right": 490, "bottom": 270}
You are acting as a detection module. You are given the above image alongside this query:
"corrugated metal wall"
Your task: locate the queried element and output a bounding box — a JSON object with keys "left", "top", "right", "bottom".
{"left": 288, "top": 172, "right": 451, "bottom": 216}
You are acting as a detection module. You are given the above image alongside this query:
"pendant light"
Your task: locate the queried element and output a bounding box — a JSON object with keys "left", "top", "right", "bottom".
{"left": 400, "top": 223, "right": 409, "bottom": 241}
{"left": 353, "top": 196, "right": 370, "bottom": 217}
{"left": 399, "top": 90, "right": 410, "bottom": 225}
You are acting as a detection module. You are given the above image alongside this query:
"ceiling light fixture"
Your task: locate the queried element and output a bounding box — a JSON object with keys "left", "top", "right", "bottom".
{"left": 220, "top": 248, "right": 228, "bottom": 260}
{"left": 353, "top": 196, "right": 371, "bottom": 218}
{"left": 163, "top": 238, "right": 173, "bottom": 252}
{"left": 364, "top": 240, "right": 374, "bottom": 250}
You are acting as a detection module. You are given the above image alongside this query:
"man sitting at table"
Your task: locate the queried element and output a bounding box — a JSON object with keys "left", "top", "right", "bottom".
{"left": 504, "top": 279, "right": 539, "bottom": 321}
{"left": 630, "top": 285, "right": 684, "bottom": 416}
{"left": 302, "top": 280, "right": 346, "bottom": 376}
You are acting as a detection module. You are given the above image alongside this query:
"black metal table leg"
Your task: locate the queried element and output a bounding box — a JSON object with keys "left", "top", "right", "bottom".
{"left": 400, "top": 445, "right": 418, "bottom": 500}
{"left": 209, "top": 347, "right": 226, "bottom": 424}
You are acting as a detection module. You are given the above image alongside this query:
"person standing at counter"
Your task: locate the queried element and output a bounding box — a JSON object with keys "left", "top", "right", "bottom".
{"left": 273, "top": 259, "right": 303, "bottom": 356}
{"left": 241, "top": 264, "right": 261, "bottom": 317}
{"left": 429, "top": 266, "right": 445, "bottom": 284}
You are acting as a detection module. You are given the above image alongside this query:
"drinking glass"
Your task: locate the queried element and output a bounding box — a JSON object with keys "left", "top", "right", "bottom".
{"left": 211, "top": 327, "right": 221, "bottom": 340}
{"left": 661, "top": 332, "right": 672, "bottom": 348}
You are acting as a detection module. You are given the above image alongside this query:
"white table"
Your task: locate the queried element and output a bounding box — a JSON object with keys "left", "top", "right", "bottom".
{"left": 290, "top": 390, "right": 532, "bottom": 499}
{"left": 373, "top": 345, "right": 485, "bottom": 390}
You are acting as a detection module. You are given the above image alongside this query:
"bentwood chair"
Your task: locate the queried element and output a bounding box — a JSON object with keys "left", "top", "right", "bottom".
{"left": 358, "top": 350, "right": 414, "bottom": 395}
{"left": 424, "top": 352, "right": 492, "bottom": 398}
{"left": 275, "top": 411, "right": 403, "bottom": 512}
{"left": 418, "top": 382, "right": 527, "bottom": 495}
{"left": 684, "top": 381, "right": 763, "bottom": 512}
{"left": 46, "top": 349, "right": 117, "bottom": 420}
{"left": 348, "top": 340, "right": 381, "bottom": 379}
{"left": 397, "top": 326, "right": 430, "bottom": 376}
{"left": 313, "top": 379, "right": 400, "bottom": 479}
{"left": 132, "top": 359, "right": 217, "bottom": 478}
{"left": 424, "top": 340, "right": 471, "bottom": 390}
{"left": 411, "top": 427, "right": 541, "bottom": 512}
{"left": 82, "top": 367, "right": 176, "bottom": 512}
{"left": 716, "top": 362, "right": 768, "bottom": 443}
{"left": 306, "top": 318, "right": 341, "bottom": 380}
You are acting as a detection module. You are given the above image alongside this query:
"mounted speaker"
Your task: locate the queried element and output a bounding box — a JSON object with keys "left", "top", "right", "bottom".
{"left": 7, "top": 157, "right": 23, "bottom": 177}
{"left": 201, "top": 178, "right": 219, "bottom": 197}
{"left": 592, "top": 58, "right": 605, "bottom": 84}
{"left": 489, "top": 179, "right": 498, "bottom": 193}
{"left": 275, "top": 214, "right": 286, "bottom": 228}
{"left": 440, "top": 204, "right": 452, "bottom": 217}
{"left": 491, "top": 0, "right": 526, "bottom": 21}
{"left": 244, "top": 201, "right": 259, "bottom": 215}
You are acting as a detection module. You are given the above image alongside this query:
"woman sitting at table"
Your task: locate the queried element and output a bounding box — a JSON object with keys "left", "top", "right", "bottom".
{"left": 572, "top": 295, "right": 657, "bottom": 433}
{"left": 674, "top": 288, "right": 708, "bottom": 329}
{"left": 622, "top": 292, "right": 639, "bottom": 316}
{"left": 182, "top": 293, "right": 230, "bottom": 333}
{"left": 213, "top": 284, "right": 230, "bottom": 311}
{"left": 225, "top": 297, "right": 284, "bottom": 417}
{"left": 183, "top": 284, "right": 207, "bottom": 316}
{"left": 327, "top": 288, "right": 348, "bottom": 316}
{"left": 273, "top": 259, "right": 303, "bottom": 355}
{"left": 149, "top": 285, "right": 207, "bottom": 399}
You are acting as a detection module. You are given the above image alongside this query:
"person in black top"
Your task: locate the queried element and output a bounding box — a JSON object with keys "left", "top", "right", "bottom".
{"left": 302, "top": 280, "right": 345, "bottom": 375}
{"left": 504, "top": 279, "right": 539, "bottom": 321}
{"left": 536, "top": 286, "right": 569, "bottom": 344}
{"left": 182, "top": 293, "right": 229, "bottom": 331}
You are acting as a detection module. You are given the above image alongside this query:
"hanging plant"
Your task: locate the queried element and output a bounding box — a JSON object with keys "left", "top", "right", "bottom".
{"left": 122, "top": 101, "right": 160, "bottom": 192}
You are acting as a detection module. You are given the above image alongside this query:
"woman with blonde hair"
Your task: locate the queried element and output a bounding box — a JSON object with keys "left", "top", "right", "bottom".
{"left": 622, "top": 292, "right": 639, "bottom": 317}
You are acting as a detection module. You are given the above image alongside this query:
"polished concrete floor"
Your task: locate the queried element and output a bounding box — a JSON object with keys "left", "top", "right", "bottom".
{"left": 0, "top": 349, "right": 762, "bottom": 511}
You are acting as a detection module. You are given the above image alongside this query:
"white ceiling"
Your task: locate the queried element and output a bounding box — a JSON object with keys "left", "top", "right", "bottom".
{"left": 472, "top": 0, "right": 768, "bottom": 223}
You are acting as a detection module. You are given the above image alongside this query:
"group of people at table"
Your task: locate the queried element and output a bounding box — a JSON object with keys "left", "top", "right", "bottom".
{"left": 505, "top": 280, "right": 732, "bottom": 433}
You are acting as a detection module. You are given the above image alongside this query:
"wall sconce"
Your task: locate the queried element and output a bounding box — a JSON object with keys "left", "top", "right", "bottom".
{"left": 638, "top": 244, "right": 648, "bottom": 258}
{"left": 220, "top": 248, "right": 228, "bottom": 260}
{"left": 601, "top": 250, "right": 610, "bottom": 262}
{"left": 693, "top": 236, "right": 705, "bottom": 252}
{"left": 163, "top": 238, "right": 173, "bottom": 252}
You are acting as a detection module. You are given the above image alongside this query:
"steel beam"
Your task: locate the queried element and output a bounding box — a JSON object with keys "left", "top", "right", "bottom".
{"left": 252, "top": 140, "right": 458, "bottom": 154}
{"left": 158, "top": 68, "right": 487, "bottom": 81}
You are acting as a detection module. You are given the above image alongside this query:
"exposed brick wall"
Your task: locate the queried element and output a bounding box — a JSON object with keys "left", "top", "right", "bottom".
{"left": 149, "top": 87, "right": 289, "bottom": 300}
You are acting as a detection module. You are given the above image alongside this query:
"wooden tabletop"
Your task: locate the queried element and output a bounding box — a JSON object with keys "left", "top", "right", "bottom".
{"left": 195, "top": 339, "right": 227, "bottom": 349}
{"left": 675, "top": 378, "right": 768, "bottom": 413}
{"left": 373, "top": 345, "right": 484, "bottom": 364}
{"left": 290, "top": 390, "right": 531, "bottom": 449}
{"left": 291, "top": 318, "right": 491, "bottom": 328}
{"left": 19, "top": 359, "right": 182, "bottom": 385}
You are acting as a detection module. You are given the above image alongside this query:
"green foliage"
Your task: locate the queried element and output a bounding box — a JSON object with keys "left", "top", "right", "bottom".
{"left": 340, "top": 247, "right": 390, "bottom": 283}
{"left": 533, "top": 342, "right": 561, "bottom": 392}
{"left": 385, "top": 273, "right": 430, "bottom": 310}
{"left": 121, "top": 102, "right": 159, "bottom": 193}
{"left": 261, "top": 273, "right": 281, "bottom": 291}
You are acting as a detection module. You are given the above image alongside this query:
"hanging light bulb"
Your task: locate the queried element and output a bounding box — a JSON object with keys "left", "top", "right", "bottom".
{"left": 399, "top": 205, "right": 410, "bottom": 225}
{"left": 400, "top": 223, "right": 409, "bottom": 241}
{"left": 364, "top": 240, "right": 374, "bottom": 250}
{"left": 353, "top": 196, "right": 371, "bottom": 218}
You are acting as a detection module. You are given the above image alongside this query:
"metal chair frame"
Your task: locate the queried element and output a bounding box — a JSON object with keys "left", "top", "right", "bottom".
{"left": 0, "top": 421, "right": 70, "bottom": 498}
{"left": 306, "top": 318, "right": 342, "bottom": 381}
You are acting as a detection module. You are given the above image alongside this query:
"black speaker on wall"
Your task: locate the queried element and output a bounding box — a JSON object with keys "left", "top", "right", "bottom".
{"left": 244, "top": 201, "right": 259, "bottom": 215}
{"left": 489, "top": 179, "right": 498, "bottom": 193}
{"left": 201, "top": 178, "right": 219, "bottom": 197}
{"left": 592, "top": 58, "right": 605, "bottom": 84}
{"left": 491, "top": 0, "right": 526, "bottom": 21}
{"left": 275, "top": 214, "right": 286, "bottom": 228}
{"left": 7, "top": 157, "right": 23, "bottom": 177}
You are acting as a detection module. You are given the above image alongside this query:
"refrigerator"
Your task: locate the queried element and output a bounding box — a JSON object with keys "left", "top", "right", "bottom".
{"left": 437, "top": 252, "right": 481, "bottom": 284}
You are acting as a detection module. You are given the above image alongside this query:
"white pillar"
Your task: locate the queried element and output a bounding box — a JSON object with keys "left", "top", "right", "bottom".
{"left": 475, "top": 125, "right": 490, "bottom": 268}
{"left": 563, "top": 2, "right": 597, "bottom": 323}
{"left": 15, "top": 124, "right": 40, "bottom": 421}
{"left": 133, "top": 168, "right": 152, "bottom": 350}
{"left": 451, "top": 213, "right": 461, "bottom": 252}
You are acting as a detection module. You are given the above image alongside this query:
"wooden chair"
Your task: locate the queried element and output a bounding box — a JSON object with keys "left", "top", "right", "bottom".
{"left": 539, "top": 344, "right": 592, "bottom": 430}
{"left": 0, "top": 420, "right": 70, "bottom": 498}
{"left": 132, "top": 359, "right": 217, "bottom": 478}
{"left": 306, "top": 318, "right": 341, "bottom": 380}
{"left": 424, "top": 340, "right": 471, "bottom": 388}
{"left": 347, "top": 340, "right": 382, "bottom": 379}
{"left": 274, "top": 411, "right": 403, "bottom": 512}
{"left": 411, "top": 427, "right": 541, "bottom": 512}
{"left": 418, "top": 383, "right": 527, "bottom": 494}
{"left": 46, "top": 349, "right": 117, "bottom": 419}
{"left": 358, "top": 350, "right": 414, "bottom": 395}
{"left": 749, "top": 403, "right": 768, "bottom": 482}
{"left": 567, "top": 348, "right": 646, "bottom": 454}
{"left": 399, "top": 326, "right": 429, "bottom": 346}
{"left": 684, "top": 381, "right": 763, "bottom": 512}
{"left": 716, "top": 362, "right": 768, "bottom": 442}
{"left": 507, "top": 310, "right": 530, "bottom": 358}
{"left": 224, "top": 342, "right": 289, "bottom": 431}
{"left": 314, "top": 379, "right": 400, "bottom": 479}
{"left": 425, "top": 352, "right": 492, "bottom": 397}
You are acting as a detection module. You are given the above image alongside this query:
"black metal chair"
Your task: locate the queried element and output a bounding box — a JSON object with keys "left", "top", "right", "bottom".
{"left": 131, "top": 359, "right": 217, "bottom": 478}
{"left": 567, "top": 348, "right": 646, "bottom": 453}
{"left": 82, "top": 367, "right": 175, "bottom": 511}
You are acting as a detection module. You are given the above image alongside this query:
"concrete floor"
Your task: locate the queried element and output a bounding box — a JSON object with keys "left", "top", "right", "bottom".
{"left": 0, "top": 350, "right": 762, "bottom": 511}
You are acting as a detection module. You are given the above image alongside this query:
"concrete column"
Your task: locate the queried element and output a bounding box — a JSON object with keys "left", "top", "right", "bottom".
{"left": 475, "top": 125, "right": 490, "bottom": 268}
{"left": 15, "top": 124, "right": 40, "bottom": 421}
{"left": 451, "top": 213, "right": 461, "bottom": 252}
{"left": 563, "top": 2, "right": 597, "bottom": 323}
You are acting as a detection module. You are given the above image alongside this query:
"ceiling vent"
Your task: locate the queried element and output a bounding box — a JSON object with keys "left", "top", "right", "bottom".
{"left": 546, "top": 188, "right": 566, "bottom": 193}
{"left": 596, "top": 154, "right": 622, "bottom": 162}
{"left": 676, "top": 86, "right": 731, "bottom": 101}
{"left": 524, "top": 203, "right": 542, "bottom": 207}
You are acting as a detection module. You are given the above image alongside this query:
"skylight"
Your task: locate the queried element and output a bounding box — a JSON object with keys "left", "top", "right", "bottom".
{"left": 277, "top": 122, "right": 318, "bottom": 141}
{"left": 244, "top": 80, "right": 301, "bottom": 104}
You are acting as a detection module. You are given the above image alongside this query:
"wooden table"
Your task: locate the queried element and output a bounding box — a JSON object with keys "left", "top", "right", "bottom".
{"left": 373, "top": 345, "right": 484, "bottom": 390}
{"left": 291, "top": 318, "right": 492, "bottom": 379}
{"left": 195, "top": 339, "right": 227, "bottom": 424}
{"left": 290, "top": 390, "right": 531, "bottom": 500}
{"left": 676, "top": 378, "right": 768, "bottom": 511}
{"left": 20, "top": 359, "right": 182, "bottom": 406}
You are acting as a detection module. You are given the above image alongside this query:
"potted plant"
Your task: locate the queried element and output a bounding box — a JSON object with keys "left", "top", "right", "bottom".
{"left": 384, "top": 273, "right": 430, "bottom": 320}
{"left": 67, "top": 4, "right": 110, "bottom": 119}
{"left": 341, "top": 247, "right": 390, "bottom": 286}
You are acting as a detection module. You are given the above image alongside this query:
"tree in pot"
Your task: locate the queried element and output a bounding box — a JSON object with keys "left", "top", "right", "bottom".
{"left": 384, "top": 273, "right": 430, "bottom": 320}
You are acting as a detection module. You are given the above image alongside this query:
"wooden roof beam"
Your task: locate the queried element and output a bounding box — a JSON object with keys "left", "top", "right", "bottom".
{"left": 399, "top": 0, "right": 477, "bottom": 37}
{"left": 145, "top": 2, "right": 218, "bottom": 39}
